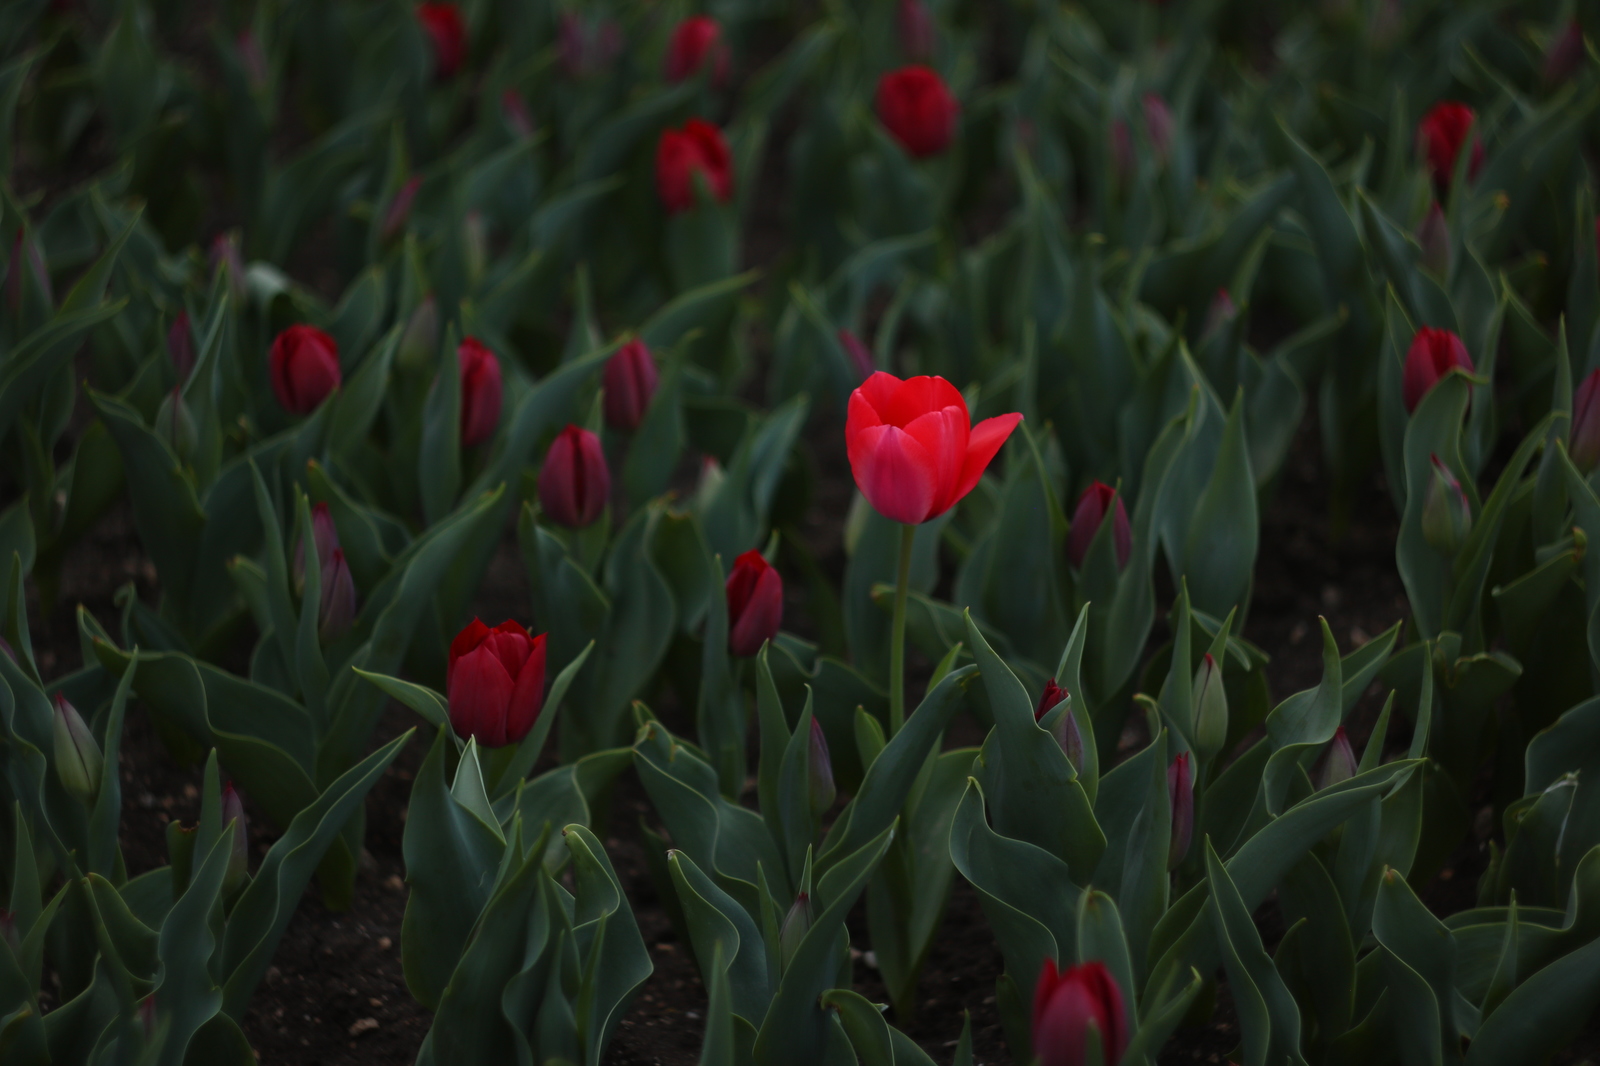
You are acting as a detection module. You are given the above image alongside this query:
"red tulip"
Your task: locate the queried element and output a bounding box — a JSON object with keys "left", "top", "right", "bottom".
{"left": 293, "top": 502, "right": 341, "bottom": 593}
{"left": 1401, "top": 327, "right": 1474, "bottom": 413}
{"left": 1066, "top": 481, "right": 1131, "bottom": 571}
{"left": 268, "top": 325, "right": 341, "bottom": 415}
{"left": 1417, "top": 101, "right": 1483, "bottom": 194}
{"left": 1036, "top": 678, "right": 1083, "bottom": 769}
{"left": 665, "top": 16, "right": 730, "bottom": 86}
{"left": 603, "top": 338, "right": 660, "bottom": 431}
{"left": 1032, "top": 958, "right": 1129, "bottom": 1066}
{"left": 417, "top": 3, "right": 467, "bottom": 79}
{"left": 656, "top": 119, "right": 735, "bottom": 213}
{"left": 458, "top": 337, "right": 502, "bottom": 448}
{"left": 538, "top": 424, "right": 610, "bottom": 528}
{"left": 845, "top": 371, "right": 1022, "bottom": 524}
{"left": 876, "top": 66, "right": 959, "bottom": 158}
{"left": 1036, "top": 679, "right": 1067, "bottom": 720}
{"left": 1572, "top": 369, "right": 1600, "bottom": 473}
{"left": 1168, "top": 751, "right": 1193, "bottom": 870}
{"left": 447, "top": 619, "right": 547, "bottom": 748}
{"left": 897, "top": 0, "right": 936, "bottom": 61}
{"left": 726, "top": 549, "right": 783, "bottom": 657}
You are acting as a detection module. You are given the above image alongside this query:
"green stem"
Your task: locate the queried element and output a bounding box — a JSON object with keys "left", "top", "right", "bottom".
{"left": 889, "top": 522, "right": 915, "bottom": 735}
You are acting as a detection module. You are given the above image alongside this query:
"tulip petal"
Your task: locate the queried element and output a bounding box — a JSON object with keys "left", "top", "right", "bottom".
{"left": 448, "top": 618, "right": 493, "bottom": 686}
{"left": 729, "top": 565, "right": 783, "bottom": 657}
{"left": 484, "top": 628, "right": 532, "bottom": 679}
{"left": 848, "top": 424, "right": 938, "bottom": 524}
{"left": 448, "top": 645, "right": 516, "bottom": 748}
{"left": 504, "top": 634, "right": 547, "bottom": 745}
{"left": 950, "top": 412, "right": 1023, "bottom": 509}
{"left": 902, "top": 405, "right": 970, "bottom": 517}
{"left": 877, "top": 374, "right": 967, "bottom": 429}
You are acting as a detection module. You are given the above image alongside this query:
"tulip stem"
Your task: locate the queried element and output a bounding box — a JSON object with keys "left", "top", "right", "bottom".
{"left": 889, "top": 523, "right": 915, "bottom": 736}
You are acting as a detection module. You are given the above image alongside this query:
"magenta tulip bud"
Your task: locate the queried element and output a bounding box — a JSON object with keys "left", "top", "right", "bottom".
{"left": 168, "top": 310, "right": 194, "bottom": 382}
{"left": 1571, "top": 369, "right": 1600, "bottom": 474}
{"left": 808, "top": 718, "right": 836, "bottom": 818}
{"left": 1317, "top": 727, "right": 1358, "bottom": 791}
{"left": 53, "top": 694, "right": 102, "bottom": 804}
{"left": 1036, "top": 679, "right": 1067, "bottom": 720}
{"left": 221, "top": 783, "right": 249, "bottom": 891}
{"left": 836, "top": 329, "right": 876, "bottom": 382}
{"left": 896, "top": 0, "right": 936, "bottom": 61}
{"left": 293, "top": 503, "right": 341, "bottom": 594}
{"left": 1401, "top": 327, "right": 1473, "bottom": 413}
{"left": 1141, "top": 92, "right": 1173, "bottom": 161}
{"left": 664, "top": 16, "right": 730, "bottom": 87}
{"left": 139, "top": 995, "right": 157, "bottom": 1043}
{"left": 726, "top": 550, "right": 783, "bottom": 657}
{"left": 1067, "top": 481, "right": 1132, "bottom": 571}
{"left": 1032, "top": 958, "right": 1130, "bottom": 1066}
{"left": 1167, "top": 752, "right": 1193, "bottom": 870}
{"left": 1416, "top": 202, "right": 1451, "bottom": 278}
{"left": 1036, "top": 679, "right": 1083, "bottom": 771}
{"left": 603, "top": 338, "right": 660, "bottom": 432}
{"left": 538, "top": 425, "right": 610, "bottom": 529}
{"left": 458, "top": 337, "right": 502, "bottom": 448}
{"left": 269, "top": 325, "right": 341, "bottom": 415}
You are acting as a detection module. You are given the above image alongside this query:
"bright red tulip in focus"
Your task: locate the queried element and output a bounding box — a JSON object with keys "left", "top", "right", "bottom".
{"left": 845, "top": 372, "right": 1021, "bottom": 524}
{"left": 656, "top": 119, "right": 734, "bottom": 213}
{"left": 1417, "top": 101, "right": 1483, "bottom": 194}
{"left": 1032, "top": 958, "right": 1129, "bottom": 1066}
{"left": 726, "top": 549, "right": 783, "bottom": 657}
{"left": 876, "top": 66, "right": 959, "bottom": 158}
{"left": 538, "top": 425, "right": 610, "bottom": 529}
{"left": 268, "top": 325, "right": 341, "bottom": 415}
{"left": 1066, "top": 481, "right": 1132, "bottom": 570}
{"left": 447, "top": 619, "right": 547, "bottom": 748}
{"left": 417, "top": 3, "right": 467, "bottom": 79}
{"left": 665, "top": 16, "right": 729, "bottom": 86}
{"left": 457, "top": 337, "right": 502, "bottom": 448}
{"left": 1401, "top": 327, "right": 1474, "bottom": 413}
{"left": 604, "top": 338, "right": 660, "bottom": 431}
{"left": 1572, "top": 369, "right": 1600, "bottom": 473}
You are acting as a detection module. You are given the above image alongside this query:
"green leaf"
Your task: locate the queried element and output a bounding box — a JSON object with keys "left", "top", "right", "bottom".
{"left": 1204, "top": 840, "right": 1306, "bottom": 1066}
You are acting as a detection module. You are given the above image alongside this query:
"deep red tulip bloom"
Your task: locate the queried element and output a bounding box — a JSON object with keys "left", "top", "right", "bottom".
{"left": 604, "top": 338, "right": 660, "bottom": 431}
{"left": 1066, "top": 481, "right": 1132, "bottom": 570}
{"left": 269, "top": 325, "right": 341, "bottom": 415}
{"left": 876, "top": 65, "right": 959, "bottom": 158}
{"left": 726, "top": 549, "right": 783, "bottom": 656}
{"left": 845, "top": 372, "right": 1021, "bottom": 524}
{"left": 417, "top": 3, "right": 467, "bottom": 79}
{"left": 538, "top": 424, "right": 610, "bottom": 529}
{"left": 897, "top": 0, "right": 936, "bottom": 61}
{"left": 656, "top": 119, "right": 734, "bottom": 213}
{"left": 1032, "top": 958, "right": 1129, "bottom": 1066}
{"left": 1417, "top": 101, "right": 1483, "bottom": 194}
{"left": 665, "top": 16, "right": 730, "bottom": 86}
{"left": 458, "top": 337, "right": 502, "bottom": 448}
{"left": 1168, "top": 751, "right": 1193, "bottom": 869}
{"left": 447, "top": 619, "right": 547, "bottom": 748}
{"left": 1572, "top": 369, "right": 1600, "bottom": 473}
{"left": 1401, "top": 327, "right": 1474, "bottom": 413}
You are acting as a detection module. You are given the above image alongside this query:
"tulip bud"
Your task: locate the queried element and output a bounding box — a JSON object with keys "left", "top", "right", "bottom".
{"left": 379, "top": 176, "right": 422, "bottom": 245}
{"left": 268, "top": 325, "right": 341, "bottom": 415}
{"left": 1141, "top": 92, "right": 1173, "bottom": 162}
{"left": 664, "top": 16, "right": 730, "bottom": 87}
{"left": 837, "top": 329, "right": 875, "bottom": 382}
{"left": 221, "top": 783, "right": 249, "bottom": 892}
{"left": 501, "top": 88, "right": 534, "bottom": 138}
{"left": 695, "top": 456, "right": 726, "bottom": 513}
{"left": 1192, "top": 653, "right": 1228, "bottom": 760}
{"left": 1036, "top": 679, "right": 1067, "bottom": 720}
{"left": 1416, "top": 202, "right": 1451, "bottom": 278}
{"left": 726, "top": 550, "right": 783, "bottom": 657}
{"left": 1167, "top": 752, "right": 1193, "bottom": 870}
{"left": 293, "top": 503, "right": 341, "bottom": 594}
{"left": 656, "top": 120, "right": 735, "bottom": 214}
{"left": 1544, "top": 21, "right": 1585, "bottom": 85}
{"left": 558, "top": 12, "right": 588, "bottom": 78}
{"left": 168, "top": 310, "right": 194, "bottom": 382}
{"left": 808, "top": 718, "right": 836, "bottom": 819}
{"left": 1317, "top": 727, "right": 1358, "bottom": 791}
{"left": 1110, "top": 119, "right": 1135, "bottom": 187}
{"left": 458, "top": 337, "right": 503, "bottom": 448}
{"left": 447, "top": 619, "right": 548, "bottom": 748}
{"left": 154, "top": 388, "right": 198, "bottom": 462}
{"left": 398, "top": 294, "right": 439, "bottom": 371}
{"left": 603, "top": 338, "right": 660, "bottom": 432}
{"left": 52, "top": 694, "right": 102, "bottom": 804}
{"left": 236, "top": 30, "right": 268, "bottom": 92}
{"left": 779, "top": 892, "right": 812, "bottom": 969}
{"left": 1066, "top": 481, "right": 1132, "bottom": 571}
{"left": 1201, "top": 288, "right": 1236, "bottom": 341}
{"left": 876, "top": 66, "right": 959, "bottom": 158}
{"left": 1036, "top": 680, "right": 1084, "bottom": 770}
{"left": 210, "top": 232, "right": 247, "bottom": 305}
{"left": 1421, "top": 454, "right": 1472, "bottom": 558}
{"left": 1032, "top": 958, "right": 1130, "bottom": 1066}
{"left": 897, "top": 0, "right": 936, "bottom": 61}
{"left": 1416, "top": 101, "right": 1483, "bottom": 196}
{"left": 417, "top": 2, "right": 467, "bottom": 80}
{"left": 1571, "top": 369, "right": 1600, "bottom": 474}
{"left": 318, "top": 549, "right": 357, "bottom": 642}
{"left": 537, "top": 425, "right": 610, "bottom": 529}
{"left": 1400, "top": 327, "right": 1473, "bottom": 413}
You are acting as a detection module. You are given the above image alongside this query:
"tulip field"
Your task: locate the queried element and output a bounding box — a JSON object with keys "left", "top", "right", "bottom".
{"left": 7, "top": 0, "right": 1600, "bottom": 1063}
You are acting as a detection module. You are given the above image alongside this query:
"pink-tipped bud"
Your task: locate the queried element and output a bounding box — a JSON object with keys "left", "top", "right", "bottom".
{"left": 221, "top": 783, "right": 250, "bottom": 891}
{"left": 779, "top": 892, "right": 812, "bottom": 969}
{"left": 1167, "top": 752, "right": 1193, "bottom": 870}
{"left": 1036, "top": 679, "right": 1068, "bottom": 720}
{"left": 837, "top": 329, "right": 876, "bottom": 382}
{"left": 52, "top": 694, "right": 102, "bottom": 804}
{"left": 210, "top": 231, "right": 247, "bottom": 304}
{"left": 538, "top": 425, "right": 610, "bottom": 529}
{"left": 1067, "top": 481, "right": 1132, "bottom": 571}
{"left": 808, "top": 718, "right": 836, "bottom": 819}
{"left": 1401, "top": 327, "right": 1473, "bottom": 413}
{"left": 1201, "top": 288, "right": 1236, "bottom": 340}
{"left": 293, "top": 503, "right": 341, "bottom": 593}
{"left": 318, "top": 549, "right": 357, "bottom": 642}
{"left": 1571, "top": 369, "right": 1600, "bottom": 474}
{"left": 458, "top": 337, "right": 503, "bottom": 448}
{"left": 139, "top": 994, "right": 157, "bottom": 1043}
{"left": 1317, "top": 727, "right": 1358, "bottom": 791}
{"left": 1036, "top": 681, "right": 1083, "bottom": 771}
{"left": 603, "top": 338, "right": 660, "bottom": 432}
{"left": 1192, "top": 653, "right": 1228, "bottom": 760}
{"left": 1032, "top": 958, "right": 1129, "bottom": 1066}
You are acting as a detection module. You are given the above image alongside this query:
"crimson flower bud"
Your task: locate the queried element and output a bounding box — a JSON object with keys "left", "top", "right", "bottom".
{"left": 221, "top": 783, "right": 249, "bottom": 892}
{"left": 808, "top": 718, "right": 836, "bottom": 819}
{"left": 1167, "top": 752, "right": 1193, "bottom": 870}
{"left": 1141, "top": 92, "right": 1173, "bottom": 162}
{"left": 779, "top": 891, "right": 812, "bottom": 969}
{"left": 603, "top": 338, "right": 660, "bottom": 432}
{"left": 293, "top": 502, "right": 341, "bottom": 594}
{"left": 1066, "top": 481, "right": 1132, "bottom": 571}
{"left": 52, "top": 694, "right": 102, "bottom": 804}
{"left": 210, "top": 231, "right": 246, "bottom": 304}
{"left": 501, "top": 88, "right": 534, "bottom": 138}
{"left": 875, "top": 65, "right": 959, "bottom": 158}
{"left": 1571, "top": 369, "right": 1600, "bottom": 474}
{"left": 269, "top": 325, "right": 340, "bottom": 415}
{"left": 836, "top": 329, "right": 875, "bottom": 381}
{"left": 168, "top": 310, "right": 194, "bottom": 382}
{"left": 656, "top": 119, "right": 735, "bottom": 214}
{"left": 1036, "top": 679, "right": 1067, "bottom": 720}
{"left": 665, "top": 16, "right": 730, "bottom": 86}
{"left": 1416, "top": 201, "right": 1451, "bottom": 278}
{"left": 1421, "top": 454, "right": 1472, "bottom": 558}
{"left": 458, "top": 337, "right": 502, "bottom": 448}
{"left": 897, "top": 0, "right": 936, "bottom": 61}
{"left": 1201, "top": 287, "right": 1236, "bottom": 340}
{"left": 1544, "top": 21, "right": 1585, "bottom": 85}
{"left": 726, "top": 550, "right": 783, "bottom": 657}
{"left": 318, "top": 549, "right": 357, "bottom": 642}
{"left": 538, "top": 425, "right": 610, "bottom": 529}
{"left": 1317, "top": 726, "right": 1358, "bottom": 791}
{"left": 1400, "top": 327, "right": 1473, "bottom": 413}
{"left": 1192, "top": 653, "right": 1228, "bottom": 760}
{"left": 1032, "top": 958, "right": 1129, "bottom": 1066}
{"left": 380, "top": 176, "right": 422, "bottom": 245}
{"left": 417, "top": 2, "right": 467, "bottom": 80}
{"left": 1036, "top": 680, "right": 1083, "bottom": 770}
{"left": 1417, "top": 101, "right": 1483, "bottom": 196}
{"left": 447, "top": 619, "right": 548, "bottom": 748}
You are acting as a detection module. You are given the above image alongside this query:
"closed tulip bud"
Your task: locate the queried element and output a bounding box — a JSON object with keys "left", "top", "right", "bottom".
{"left": 808, "top": 718, "right": 836, "bottom": 819}
{"left": 1036, "top": 679, "right": 1067, "bottom": 720}
{"left": 1417, "top": 101, "right": 1483, "bottom": 196}
{"left": 379, "top": 176, "right": 422, "bottom": 245}
{"left": 538, "top": 425, "right": 610, "bottom": 529}
{"left": 1401, "top": 327, "right": 1473, "bottom": 413}
{"left": 1544, "top": 21, "right": 1585, "bottom": 85}
{"left": 293, "top": 503, "right": 341, "bottom": 594}
{"left": 1141, "top": 92, "right": 1173, "bottom": 161}
{"left": 603, "top": 338, "right": 660, "bottom": 432}
{"left": 1066, "top": 481, "right": 1132, "bottom": 571}
{"left": 447, "top": 619, "right": 548, "bottom": 748}
{"left": 1421, "top": 454, "right": 1472, "bottom": 558}
{"left": 1201, "top": 287, "right": 1236, "bottom": 341}
{"left": 1192, "top": 653, "right": 1228, "bottom": 760}
{"left": 417, "top": 2, "right": 466, "bottom": 80}
{"left": 221, "top": 783, "right": 249, "bottom": 892}
{"left": 726, "top": 550, "right": 783, "bottom": 657}
{"left": 501, "top": 88, "right": 534, "bottom": 138}
{"left": 846, "top": 372, "right": 1021, "bottom": 524}
{"left": 168, "top": 310, "right": 194, "bottom": 382}
{"left": 1167, "top": 752, "right": 1193, "bottom": 870}
{"left": 897, "top": 0, "right": 936, "bottom": 61}
{"left": 1032, "top": 958, "right": 1129, "bottom": 1066}
{"left": 665, "top": 16, "right": 730, "bottom": 86}
{"left": 876, "top": 66, "right": 959, "bottom": 159}
{"left": 1416, "top": 202, "right": 1451, "bottom": 278}
{"left": 154, "top": 388, "right": 197, "bottom": 462}
{"left": 398, "top": 294, "right": 439, "bottom": 371}
{"left": 318, "top": 549, "right": 357, "bottom": 642}
{"left": 458, "top": 337, "right": 502, "bottom": 448}
{"left": 1036, "top": 680, "right": 1083, "bottom": 770}
{"left": 268, "top": 325, "right": 341, "bottom": 415}
{"left": 1317, "top": 727, "right": 1358, "bottom": 791}
{"left": 53, "top": 694, "right": 102, "bottom": 804}
{"left": 656, "top": 120, "right": 735, "bottom": 214}
{"left": 1570, "top": 369, "right": 1600, "bottom": 474}
{"left": 837, "top": 329, "right": 875, "bottom": 381}
{"left": 779, "top": 891, "right": 812, "bottom": 969}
